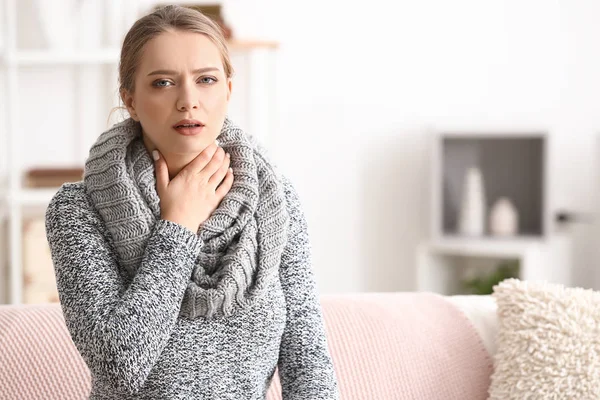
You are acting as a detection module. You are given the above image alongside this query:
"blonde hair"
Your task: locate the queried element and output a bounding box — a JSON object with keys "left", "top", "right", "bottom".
{"left": 109, "top": 5, "right": 233, "bottom": 123}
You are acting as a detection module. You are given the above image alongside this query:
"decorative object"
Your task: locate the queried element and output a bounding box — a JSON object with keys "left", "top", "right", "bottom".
{"left": 489, "top": 197, "right": 518, "bottom": 236}
{"left": 462, "top": 260, "right": 519, "bottom": 295}
{"left": 457, "top": 167, "right": 486, "bottom": 236}
{"left": 489, "top": 278, "right": 600, "bottom": 399}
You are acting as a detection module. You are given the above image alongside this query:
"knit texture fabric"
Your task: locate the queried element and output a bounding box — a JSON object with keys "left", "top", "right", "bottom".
{"left": 83, "top": 117, "right": 289, "bottom": 320}
{"left": 46, "top": 121, "right": 339, "bottom": 400}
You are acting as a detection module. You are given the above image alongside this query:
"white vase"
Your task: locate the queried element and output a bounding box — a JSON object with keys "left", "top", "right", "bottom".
{"left": 458, "top": 167, "right": 486, "bottom": 236}
{"left": 489, "top": 197, "right": 518, "bottom": 236}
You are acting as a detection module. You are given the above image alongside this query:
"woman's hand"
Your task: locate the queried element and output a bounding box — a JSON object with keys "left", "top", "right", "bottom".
{"left": 153, "top": 142, "right": 234, "bottom": 233}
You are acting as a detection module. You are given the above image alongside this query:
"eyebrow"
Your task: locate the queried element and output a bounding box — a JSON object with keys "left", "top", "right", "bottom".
{"left": 147, "top": 67, "right": 220, "bottom": 76}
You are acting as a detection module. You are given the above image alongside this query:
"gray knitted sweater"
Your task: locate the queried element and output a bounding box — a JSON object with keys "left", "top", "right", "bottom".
{"left": 45, "top": 176, "right": 338, "bottom": 396}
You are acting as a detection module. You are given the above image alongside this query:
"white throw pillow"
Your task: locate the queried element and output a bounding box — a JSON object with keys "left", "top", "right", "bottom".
{"left": 489, "top": 278, "right": 600, "bottom": 400}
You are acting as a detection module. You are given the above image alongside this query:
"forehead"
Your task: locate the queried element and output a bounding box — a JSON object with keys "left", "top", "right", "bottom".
{"left": 138, "top": 30, "right": 223, "bottom": 73}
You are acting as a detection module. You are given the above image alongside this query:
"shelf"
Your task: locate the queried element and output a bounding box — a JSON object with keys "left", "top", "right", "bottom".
{"left": 425, "top": 237, "right": 545, "bottom": 258}
{"left": 0, "top": 39, "right": 277, "bottom": 66}
{"left": 438, "top": 131, "right": 547, "bottom": 139}
{"left": 1, "top": 48, "right": 121, "bottom": 66}
{"left": 435, "top": 134, "right": 546, "bottom": 237}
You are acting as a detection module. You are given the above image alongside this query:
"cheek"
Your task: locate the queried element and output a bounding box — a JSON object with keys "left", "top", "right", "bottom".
{"left": 133, "top": 84, "right": 169, "bottom": 115}
{"left": 139, "top": 93, "right": 168, "bottom": 115}
{"left": 205, "top": 88, "right": 229, "bottom": 112}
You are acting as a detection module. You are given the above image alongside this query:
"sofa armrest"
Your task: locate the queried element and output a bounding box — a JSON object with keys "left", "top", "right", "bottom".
{"left": 446, "top": 295, "right": 499, "bottom": 356}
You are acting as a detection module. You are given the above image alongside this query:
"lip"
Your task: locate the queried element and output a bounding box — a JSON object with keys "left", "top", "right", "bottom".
{"left": 173, "top": 119, "right": 204, "bottom": 128}
{"left": 173, "top": 119, "right": 205, "bottom": 136}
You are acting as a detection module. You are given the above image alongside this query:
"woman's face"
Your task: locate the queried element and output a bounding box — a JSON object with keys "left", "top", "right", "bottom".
{"left": 123, "top": 30, "right": 231, "bottom": 156}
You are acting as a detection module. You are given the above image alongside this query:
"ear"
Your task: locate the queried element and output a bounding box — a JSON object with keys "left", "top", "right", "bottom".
{"left": 226, "top": 79, "right": 232, "bottom": 102}
{"left": 120, "top": 89, "right": 139, "bottom": 121}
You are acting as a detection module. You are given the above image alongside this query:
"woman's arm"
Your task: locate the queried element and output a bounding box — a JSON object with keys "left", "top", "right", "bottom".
{"left": 45, "top": 183, "right": 202, "bottom": 395}
{"left": 277, "top": 177, "right": 340, "bottom": 400}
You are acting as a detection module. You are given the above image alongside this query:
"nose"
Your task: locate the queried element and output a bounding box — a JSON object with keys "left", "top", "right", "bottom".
{"left": 176, "top": 82, "right": 199, "bottom": 112}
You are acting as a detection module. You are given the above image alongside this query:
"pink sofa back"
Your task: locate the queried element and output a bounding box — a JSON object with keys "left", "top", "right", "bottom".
{"left": 0, "top": 293, "right": 493, "bottom": 399}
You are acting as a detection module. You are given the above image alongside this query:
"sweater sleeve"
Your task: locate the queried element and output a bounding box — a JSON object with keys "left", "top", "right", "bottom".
{"left": 45, "top": 183, "right": 202, "bottom": 395}
{"left": 277, "top": 177, "right": 340, "bottom": 400}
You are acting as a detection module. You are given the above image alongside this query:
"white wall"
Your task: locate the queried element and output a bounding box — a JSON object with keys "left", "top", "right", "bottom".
{"left": 8, "top": 0, "right": 600, "bottom": 295}
{"left": 224, "top": 0, "right": 600, "bottom": 293}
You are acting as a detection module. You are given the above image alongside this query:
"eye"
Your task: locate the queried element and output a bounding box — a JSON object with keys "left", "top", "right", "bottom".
{"left": 152, "top": 79, "right": 173, "bottom": 88}
{"left": 199, "top": 76, "right": 217, "bottom": 84}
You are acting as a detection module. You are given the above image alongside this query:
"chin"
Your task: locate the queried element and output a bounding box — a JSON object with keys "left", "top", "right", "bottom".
{"left": 168, "top": 142, "right": 209, "bottom": 156}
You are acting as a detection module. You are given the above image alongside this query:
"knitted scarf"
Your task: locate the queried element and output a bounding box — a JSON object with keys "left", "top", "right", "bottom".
{"left": 83, "top": 117, "right": 289, "bottom": 320}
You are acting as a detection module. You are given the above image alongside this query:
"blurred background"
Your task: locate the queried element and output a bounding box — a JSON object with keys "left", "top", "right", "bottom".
{"left": 2, "top": 0, "right": 600, "bottom": 305}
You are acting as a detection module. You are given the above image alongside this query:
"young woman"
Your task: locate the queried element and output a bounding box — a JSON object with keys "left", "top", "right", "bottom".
{"left": 45, "top": 5, "right": 339, "bottom": 399}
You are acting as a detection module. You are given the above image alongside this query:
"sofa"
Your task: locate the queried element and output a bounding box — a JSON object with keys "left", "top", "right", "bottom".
{"left": 0, "top": 292, "right": 498, "bottom": 399}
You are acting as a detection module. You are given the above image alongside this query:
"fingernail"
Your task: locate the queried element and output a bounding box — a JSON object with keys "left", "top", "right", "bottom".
{"left": 215, "top": 139, "right": 220, "bottom": 146}
{"left": 152, "top": 150, "right": 159, "bottom": 161}
{"left": 226, "top": 153, "right": 230, "bottom": 158}
{"left": 229, "top": 167, "right": 233, "bottom": 174}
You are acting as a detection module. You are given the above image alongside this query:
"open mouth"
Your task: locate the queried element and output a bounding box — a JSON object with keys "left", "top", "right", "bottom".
{"left": 173, "top": 121, "right": 205, "bottom": 136}
{"left": 175, "top": 123, "right": 203, "bottom": 128}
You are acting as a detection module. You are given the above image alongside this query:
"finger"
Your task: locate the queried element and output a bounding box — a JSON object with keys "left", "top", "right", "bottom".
{"left": 215, "top": 168, "right": 234, "bottom": 198}
{"left": 200, "top": 147, "right": 226, "bottom": 179}
{"left": 208, "top": 152, "right": 230, "bottom": 187}
{"left": 153, "top": 150, "right": 169, "bottom": 194}
{"left": 181, "top": 142, "right": 219, "bottom": 176}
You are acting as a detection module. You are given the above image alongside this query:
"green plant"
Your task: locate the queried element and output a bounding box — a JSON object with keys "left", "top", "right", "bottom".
{"left": 462, "top": 260, "right": 519, "bottom": 295}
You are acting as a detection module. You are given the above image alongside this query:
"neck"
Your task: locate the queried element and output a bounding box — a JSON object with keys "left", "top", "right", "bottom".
{"left": 164, "top": 154, "right": 195, "bottom": 180}
{"left": 142, "top": 135, "right": 197, "bottom": 181}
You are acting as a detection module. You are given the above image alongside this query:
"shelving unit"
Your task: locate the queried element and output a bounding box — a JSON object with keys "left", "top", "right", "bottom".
{"left": 0, "top": 0, "right": 137, "bottom": 305}
{"left": 416, "top": 129, "right": 573, "bottom": 295}
{"left": 417, "top": 236, "right": 572, "bottom": 295}
{"left": 0, "top": 0, "right": 280, "bottom": 304}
